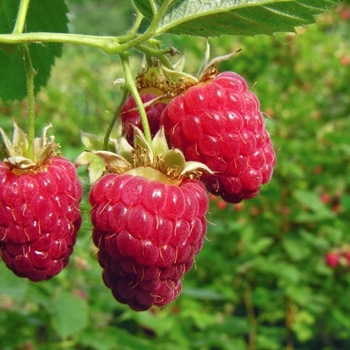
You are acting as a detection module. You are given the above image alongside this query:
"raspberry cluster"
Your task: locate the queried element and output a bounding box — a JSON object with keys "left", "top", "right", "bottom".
{"left": 0, "top": 157, "right": 82, "bottom": 282}
{"left": 0, "top": 68, "right": 276, "bottom": 313}
{"left": 89, "top": 172, "right": 208, "bottom": 311}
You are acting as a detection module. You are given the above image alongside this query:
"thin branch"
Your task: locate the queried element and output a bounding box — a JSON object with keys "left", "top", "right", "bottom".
{"left": 120, "top": 53, "right": 152, "bottom": 147}
{"left": 21, "top": 44, "right": 36, "bottom": 160}
{"left": 12, "top": 0, "right": 31, "bottom": 34}
{"left": 103, "top": 87, "right": 129, "bottom": 151}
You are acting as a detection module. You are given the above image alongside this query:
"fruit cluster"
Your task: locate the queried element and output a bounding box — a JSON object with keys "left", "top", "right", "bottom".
{"left": 1, "top": 67, "right": 276, "bottom": 311}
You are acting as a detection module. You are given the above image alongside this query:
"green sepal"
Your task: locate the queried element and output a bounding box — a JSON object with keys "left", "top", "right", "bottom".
{"left": 151, "top": 127, "right": 170, "bottom": 157}
{"left": 76, "top": 125, "right": 213, "bottom": 185}
{"left": 74, "top": 151, "right": 108, "bottom": 185}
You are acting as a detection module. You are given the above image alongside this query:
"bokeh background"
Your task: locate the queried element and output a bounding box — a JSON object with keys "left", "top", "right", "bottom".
{"left": 1, "top": 1, "right": 350, "bottom": 349}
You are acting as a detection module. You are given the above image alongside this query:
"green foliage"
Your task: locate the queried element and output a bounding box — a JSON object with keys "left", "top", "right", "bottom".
{"left": 134, "top": 0, "right": 340, "bottom": 36}
{"left": 0, "top": 0, "right": 69, "bottom": 100}
{"left": 0, "top": 0, "right": 349, "bottom": 350}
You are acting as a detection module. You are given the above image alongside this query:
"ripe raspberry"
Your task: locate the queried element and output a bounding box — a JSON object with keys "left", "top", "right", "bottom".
{"left": 121, "top": 93, "right": 166, "bottom": 145}
{"left": 89, "top": 170, "right": 208, "bottom": 311}
{"left": 160, "top": 71, "right": 276, "bottom": 203}
{"left": 325, "top": 251, "right": 339, "bottom": 268}
{"left": 0, "top": 157, "right": 83, "bottom": 281}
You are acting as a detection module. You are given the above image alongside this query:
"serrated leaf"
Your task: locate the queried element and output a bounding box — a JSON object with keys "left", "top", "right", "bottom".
{"left": 0, "top": 0, "right": 69, "bottom": 101}
{"left": 51, "top": 292, "right": 88, "bottom": 340}
{"left": 134, "top": 0, "right": 340, "bottom": 37}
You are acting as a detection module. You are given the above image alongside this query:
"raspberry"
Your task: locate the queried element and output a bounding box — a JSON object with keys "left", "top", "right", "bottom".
{"left": 121, "top": 93, "right": 166, "bottom": 145}
{"left": 0, "top": 156, "right": 83, "bottom": 282}
{"left": 89, "top": 170, "right": 208, "bottom": 311}
{"left": 160, "top": 71, "right": 276, "bottom": 203}
{"left": 325, "top": 251, "right": 339, "bottom": 268}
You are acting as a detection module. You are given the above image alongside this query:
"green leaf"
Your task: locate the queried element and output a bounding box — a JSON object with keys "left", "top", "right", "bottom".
{"left": 81, "top": 326, "right": 158, "bottom": 350}
{"left": 133, "top": 0, "right": 340, "bottom": 37}
{"left": 0, "top": 266, "right": 29, "bottom": 302}
{"left": 293, "top": 189, "right": 335, "bottom": 222}
{"left": 0, "top": 0, "right": 69, "bottom": 101}
{"left": 282, "top": 235, "right": 312, "bottom": 261}
{"left": 51, "top": 291, "right": 89, "bottom": 340}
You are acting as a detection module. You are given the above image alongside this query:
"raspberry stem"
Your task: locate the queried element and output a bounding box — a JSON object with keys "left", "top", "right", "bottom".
{"left": 12, "top": 0, "right": 31, "bottom": 34}
{"left": 136, "top": 44, "right": 175, "bottom": 70}
{"left": 13, "top": 0, "right": 37, "bottom": 161}
{"left": 103, "top": 86, "right": 129, "bottom": 151}
{"left": 120, "top": 53, "right": 153, "bottom": 147}
{"left": 21, "top": 44, "right": 37, "bottom": 161}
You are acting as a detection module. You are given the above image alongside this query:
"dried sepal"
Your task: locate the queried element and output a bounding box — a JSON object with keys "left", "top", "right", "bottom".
{"left": 0, "top": 121, "right": 59, "bottom": 170}
{"left": 0, "top": 125, "right": 18, "bottom": 158}
{"left": 94, "top": 150, "right": 132, "bottom": 174}
{"left": 6, "top": 156, "right": 35, "bottom": 169}
{"left": 135, "top": 42, "right": 241, "bottom": 103}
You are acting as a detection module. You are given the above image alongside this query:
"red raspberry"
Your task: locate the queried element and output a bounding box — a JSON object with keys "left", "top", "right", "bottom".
{"left": 160, "top": 72, "right": 276, "bottom": 203}
{"left": 121, "top": 93, "right": 166, "bottom": 145}
{"left": 0, "top": 157, "right": 83, "bottom": 282}
{"left": 89, "top": 171, "right": 208, "bottom": 311}
{"left": 325, "top": 251, "right": 339, "bottom": 268}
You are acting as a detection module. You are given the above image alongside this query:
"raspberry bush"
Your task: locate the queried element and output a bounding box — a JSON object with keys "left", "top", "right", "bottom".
{"left": 0, "top": 0, "right": 347, "bottom": 349}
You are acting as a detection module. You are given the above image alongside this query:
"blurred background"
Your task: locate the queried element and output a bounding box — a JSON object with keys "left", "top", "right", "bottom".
{"left": 1, "top": 1, "right": 350, "bottom": 349}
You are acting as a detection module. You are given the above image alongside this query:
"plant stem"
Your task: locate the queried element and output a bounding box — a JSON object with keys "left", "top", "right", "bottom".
{"left": 0, "top": 32, "right": 122, "bottom": 54}
{"left": 13, "top": 0, "right": 36, "bottom": 160}
{"left": 120, "top": 53, "right": 152, "bottom": 147}
{"left": 120, "top": 0, "right": 172, "bottom": 51}
{"left": 103, "top": 87, "right": 129, "bottom": 151}
{"left": 129, "top": 6, "right": 144, "bottom": 35}
{"left": 12, "top": 0, "right": 31, "bottom": 34}
{"left": 136, "top": 44, "right": 174, "bottom": 70}
{"left": 21, "top": 44, "right": 36, "bottom": 160}
{"left": 286, "top": 298, "right": 295, "bottom": 350}
{"left": 244, "top": 281, "right": 257, "bottom": 350}
{"left": 0, "top": 0, "right": 172, "bottom": 55}
{"left": 149, "top": 0, "right": 158, "bottom": 16}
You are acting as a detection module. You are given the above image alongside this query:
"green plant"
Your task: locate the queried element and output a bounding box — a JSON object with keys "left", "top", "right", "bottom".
{"left": 1, "top": 1, "right": 348, "bottom": 350}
